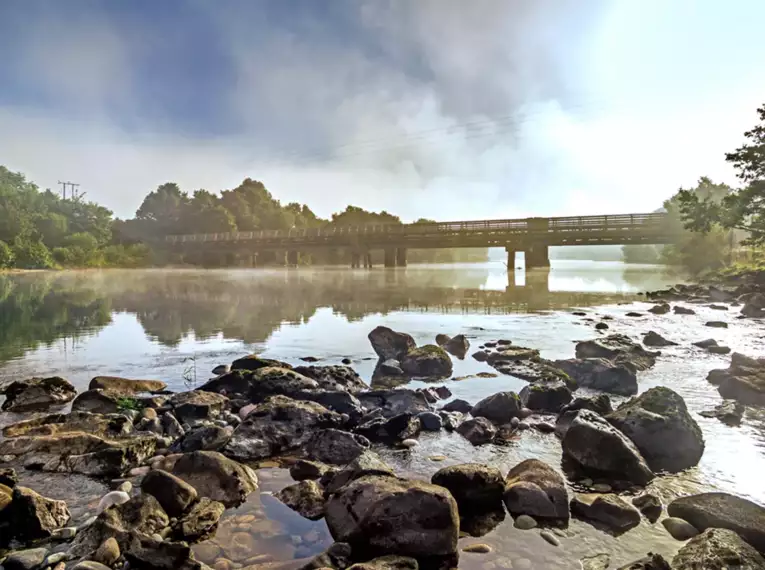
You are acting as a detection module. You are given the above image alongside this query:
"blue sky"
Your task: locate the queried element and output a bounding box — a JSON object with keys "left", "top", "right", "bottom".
{"left": 1, "top": 0, "right": 764, "bottom": 220}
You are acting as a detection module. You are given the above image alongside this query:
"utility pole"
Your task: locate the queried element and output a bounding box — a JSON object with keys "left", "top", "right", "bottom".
{"left": 57, "top": 181, "right": 80, "bottom": 200}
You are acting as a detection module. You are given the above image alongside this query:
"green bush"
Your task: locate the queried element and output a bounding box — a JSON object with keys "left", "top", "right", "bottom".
{"left": 0, "top": 240, "right": 13, "bottom": 268}
{"left": 12, "top": 239, "right": 53, "bottom": 269}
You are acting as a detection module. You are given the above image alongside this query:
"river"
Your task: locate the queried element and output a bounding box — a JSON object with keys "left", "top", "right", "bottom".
{"left": 1, "top": 261, "right": 764, "bottom": 569}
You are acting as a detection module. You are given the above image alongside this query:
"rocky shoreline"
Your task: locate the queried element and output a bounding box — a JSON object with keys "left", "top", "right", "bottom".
{"left": 1, "top": 280, "right": 765, "bottom": 570}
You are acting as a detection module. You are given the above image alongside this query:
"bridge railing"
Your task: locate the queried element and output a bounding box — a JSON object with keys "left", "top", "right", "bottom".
{"left": 164, "top": 212, "right": 669, "bottom": 243}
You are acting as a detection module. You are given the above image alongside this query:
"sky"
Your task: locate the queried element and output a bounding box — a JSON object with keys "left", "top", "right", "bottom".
{"left": 1, "top": 0, "right": 764, "bottom": 221}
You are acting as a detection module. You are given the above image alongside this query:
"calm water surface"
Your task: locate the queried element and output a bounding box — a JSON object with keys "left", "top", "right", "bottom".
{"left": 1, "top": 262, "right": 764, "bottom": 569}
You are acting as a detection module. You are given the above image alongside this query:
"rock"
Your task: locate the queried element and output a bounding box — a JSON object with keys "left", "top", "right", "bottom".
{"left": 431, "top": 464, "right": 504, "bottom": 512}
{"left": 456, "top": 417, "right": 497, "bottom": 445}
{"left": 441, "top": 399, "right": 472, "bottom": 414}
{"left": 212, "top": 364, "right": 230, "bottom": 375}
{"left": 161, "top": 413, "right": 185, "bottom": 438}
{"left": 699, "top": 400, "right": 745, "bottom": 426}
{"left": 2, "top": 411, "right": 133, "bottom": 439}
{"left": 290, "top": 459, "right": 330, "bottom": 481}
{"left": 571, "top": 493, "right": 641, "bottom": 531}
{"left": 487, "top": 345, "right": 540, "bottom": 363}
{"left": 462, "top": 543, "right": 492, "bottom": 553}
{"left": 595, "top": 322, "right": 609, "bottom": 330}
{"left": 443, "top": 334, "right": 470, "bottom": 359}
{"left": 323, "top": 450, "right": 394, "bottom": 494}
{"left": 417, "top": 411, "right": 442, "bottom": 431}
{"left": 673, "top": 528, "right": 765, "bottom": 569}
{"left": 433, "top": 386, "right": 451, "bottom": 399}
{"left": 540, "top": 529, "right": 560, "bottom": 546}
{"left": 471, "top": 391, "right": 522, "bottom": 424}
{"left": 562, "top": 394, "right": 613, "bottom": 416}
{"left": 694, "top": 338, "right": 719, "bottom": 348}
{"left": 97, "top": 490, "right": 131, "bottom": 514}
{"left": 167, "top": 391, "right": 229, "bottom": 423}
{"left": 562, "top": 410, "right": 654, "bottom": 486}
{"left": 575, "top": 334, "right": 659, "bottom": 371}
{"left": 224, "top": 395, "right": 340, "bottom": 460}
{"left": 124, "top": 533, "right": 203, "bottom": 570}
{"left": 1, "top": 377, "right": 77, "bottom": 412}
{"left": 668, "top": 492, "right": 765, "bottom": 553}
{"left": 662, "top": 517, "right": 700, "bottom": 540}
{"left": 171, "top": 451, "right": 258, "bottom": 508}
{"left": 708, "top": 345, "right": 732, "bottom": 354}
{"left": 2, "top": 548, "right": 49, "bottom": 570}
{"left": 274, "top": 480, "right": 325, "bottom": 520}
{"left": 93, "top": 537, "right": 121, "bottom": 566}
{"left": 231, "top": 354, "right": 291, "bottom": 371}
{"left": 606, "top": 387, "right": 704, "bottom": 473}
{"left": 141, "top": 469, "right": 198, "bottom": 517}
{"left": 299, "top": 542, "right": 353, "bottom": 569}
{"left": 643, "top": 331, "right": 677, "bottom": 347}
{"left": 356, "top": 389, "right": 431, "bottom": 418}
{"left": 553, "top": 358, "right": 637, "bottom": 396}
{"left": 713, "top": 352, "right": 765, "bottom": 405}
{"left": 439, "top": 411, "right": 461, "bottom": 431}
{"left": 325, "top": 475, "right": 459, "bottom": 558}
{"left": 306, "top": 429, "right": 370, "bottom": 465}
{"left": 471, "top": 350, "right": 489, "bottom": 362}
{"left": 90, "top": 376, "right": 167, "bottom": 394}
{"left": 175, "top": 497, "right": 225, "bottom": 542}
{"left": 581, "top": 553, "right": 610, "bottom": 570}
{"left": 648, "top": 303, "right": 670, "bottom": 314}
{"left": 705, "top": 321, "right": 728, "bottom": 328}
{"left": 10, "top": 486, "right": 70, "bottom": 541}
{"left": 0, "top": 467, "right": 17, "bottom": 489}
{"left": 400, "top": 345, "right": 453, "bottom": 377}
{"left": 514, "top": 514, "right": 537, "bottom": 529}
{"left": 71, "top": 389, "right": 126, "bottom": 414}
{"left": 615, "top": 553, "right": 671, "bottom": 570}
{"left": 435, "top": 333, "right": 451, "bottom": 345}
{"left": 296, "top": 388, "right": 365, "bottom": 420}
{"left": 72, "top": 562, "right": 112, "bottom": 570}
{"left": 400, "top": 439, "right": 418, "bottom": 448}
{"left": 674, "top": 306, "right": 696, "bottom": 315}
{"left": 632, "top": 493, "right": 662, "bottom": 521}
{"left": 625, "top": 312, "right": 643, "bottom": 317}
{"left": 347, "top": 555, "right": 418, "bottom": 570}
{"left": 171, "top": 425, "right": 233, "bottom": 453}
{"left": 378, "top": 359, "right": 404, "bottom": 376}
{"left": 503, "top": 459, "right": 569, "bottom": 522}
{"left": 519, "top": 381, "right": 572, "bottom": 412}
{"left": 708, "top": 304, "right": 728, "bottom": 310}
{"left": 293, "top": 365, "right": 368, "bottom": 392}
{"left": 368, "top": 326, "right": 417, "bottom": 361}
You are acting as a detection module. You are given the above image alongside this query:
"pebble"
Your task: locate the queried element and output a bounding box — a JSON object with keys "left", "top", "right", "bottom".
{"left": 128, "top": 466, "right": 150, "bottom": 477}
{"left": 401, "top": 439, "right": 419, "bottom": 448}
{"left": 662, "top": 517, "right": 700, "bottom": 540}
{"left": 592, "top": 483, "right": 612, "bottom": 493}
{"left": 514, "top": 514, "right": 537, "bottom": 530}
{"left": 581, "top": 478, "right": 594, "bottom": 487}
{"left": 581, "top": 553, "right": 610, "bottom": 570}
{"left": 540, "top": 529, "right": 560, "bottom": 546}
{"left": 510, "top": 417, "right": 521, "bottom": 428}
{"left": 97, "top": 491, "right": 130, "bottom": 514}
{"left": 463, "top": 543, "right": 492, "bottom": 554}
{"left": 52, "top": 527, "right": 77, "bottom": 539}
{"left": 44, "top": 552, "right": 69, "bottom": 566}
{"left": 517, "top": 421, "right": 531, "bottom": 430}
{"left": 429, "top": 455, "right": 447, "bottom": 461}
{"left": 117, "top": 481, "right": 133, "bottom": 494}
{"left": 94, "top": 537, "right": 121, "bottom": 566}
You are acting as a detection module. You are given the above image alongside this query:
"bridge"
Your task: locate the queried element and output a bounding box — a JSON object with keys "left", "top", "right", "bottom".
{"left": 165, "top": 212, "right": 677, "bottom": 268}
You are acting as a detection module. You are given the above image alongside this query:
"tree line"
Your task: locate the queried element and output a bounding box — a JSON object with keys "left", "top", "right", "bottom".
{"left": 0, "top": 171, "right": 486, "bottom": 269}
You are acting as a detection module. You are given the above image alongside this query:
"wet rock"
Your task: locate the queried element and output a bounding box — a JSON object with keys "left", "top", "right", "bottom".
{"left": 290, "top": 459, "right": 330, "bottom": 481}
{"left": 275, "top": 480, "right": 325, "bottom": 520}
{"left": 668, "top": 492, "right": 765, "bottom": 553}
{"left": 368, "top": 326, "right": 417, "bottom": 361}
{"left": 648, "top": 303, "right": 670, "bottom": 314}
{"left": 581, "top": 553, "right": 610, "bottom": 570}
{"left": 0, "top": 467, "right": 17, "bottom": 487}
{"left": 514, "top": 514, "right": 537, "bottom": 529}
{"left": 431, "top": 464, "right": 504, "bottom": 511}
{"left": 607, "top": 387, "right": 704, "bottom": 473}
{"left": 141, "top": 469, "right": 198, "bottom": 517}
{"left": 471, "top": 350, "right": 489, "bottom": 362}
{"left": 171, "top": 425, "right": 233, "bottom": 453}
{"left": 562, "top": 394, "right": 613, "bottom": 416}
{"left": 356, "top": 389, "right": 431, "bottom": 418}
{"left": 401, "top": 438, "right": 418, "bottom": 448}
{"left": 3, "top": 548, "right": 49, "bottom": 570}
{"left": 167, "top": 391, "right": 228, "bottom": 423}
{"left": 699, "top": 400, "right": 745, "bottom": 426}
{"left": 325, "top": 475, "right": 459, "bottom": 558}
{"left": 519, "top": 381, "right": 572, "bottom": 412}
{"left": 595, "top": 322, "right": 609, "bottom": 330}
{"left": 97, "top": 491, "right": 131, "bottom": 514}
{"left": 705, "top": 321, "right": 728, "bottom": 328}
{"left": 571, "top": 493, "right": 641, "bottom": 532}
{"left": 224, "top": 395, "right": 340, "bottom": 460}
{"left": 1, "top": 377, "right": 77, "bottom": 412}
{"left": 89, "top": 376, "right": 167, "bottom": 394}
{"left": 662, "top": 517, "right": 699, "bottom": 540}
{"left": 230, "top": 354, "right": 291, "bottom": 372}
{"left": 71, "top": 389, "right": 125, "bottom": 414}
{"left": 456, "top": 417, "right": 497, "bottom": 445}
{"left": 439, "top": 411, "right": 462, "bottom": 431}
{"left": 694, "top": 338, "right": 719, "bottom": 348}
{"left": 443, "top": 334, "right": 470, "bottom": 359}
{"left": 161, "top": 412, "right": 185, "bottom": 438}
{"left": 175, "top": 497, "right": 225, "bottom": 542}
{"left": 347, "top": 555, "right": 418, "bottom": 570}
{"left": 673, "top": 528, "right": 765, "bottom": 569}
{"left": 2, "top": 411, "right": 133, "bottom": 439}
{"left": 575, "top": 334, "right": 659, "bottom": 371}
{"left": 378, "top": 359, "right": 404, "bottom": 376}
{"left": 93, "top": 536, "right": 121, "bottom": 566}
{"left": 503, "top": 459, "right": 569, "bottom": 523}
{"left": 171, "top": 451, "right": 258, "bottom": 508}
{"left": 540, "top": 529, "right": 560, "bottom": 546}
{"left": 293, "top": 365, "right": 368, "bottom": 393}
{"left": 441, "top": 399, "right": 472, "bottom": 414}
{"left": 298, "top": 541, "right": 352, "bottom": 570}
{"left": 625, "top": 312, "right": 643, "bottom": 317}
{"left": 643, "top": 331, "right": 677, "bottom": 347}
{"left": 708, "top": 304, "right": 728, "bottom": 310}
{"left": 360, "top": 413, "right": 420, "bottom": 443}
{"left": 615, "top": 553, "right": 671, "bottom": 570}
{"left": 307, "top": 429, "right": 370, "bottom": 465}
{"left": 632, "top": 493, "right": 662, "bottom": 521}
{"left": 417, "top": 411, "right": 442, "bottom": 431}
{"left": 294, "top": 388, "right": 364, "bottom": 421}
{"left": 471, "top": 391, "right": 522, "bottom": 424}
{"left": 462, "top": 543, "right": 492, "bottom": 553}
{"left": 124, "top": 533, "right": 204, "bottom": 570}
{"left": 11, "top": 486, "right": 70, "bottom": 541}
{"left": 434, "top": 386, "right": 451, "bottom": 399}
{"left": 435, "top": 333, "right": 451, "bottom": 345}
{"left": 323, "top": 451, "right": 394, "bottom": 495}
{"left": 487, "top": 345, "right": 540, "bottom": 363}
{"left": 708, "top": 345, "right": 731, "bottom": 354}
{"left": 562, "top": 410, "right": 654, "bottom": 486}
{"left": 674, "top": 305, "right": 696, "bottom": 315}
{"left": 714, "top": 352, "right": 765, "bottom": 405}
{"left": 553, "top": 358, "right": 637, "bottom": 396}
{"left": 212, "top": 364, "right": 230, "bottom": 375}
{"left": 400, "top": 345, "right": 453, "bottom": 377}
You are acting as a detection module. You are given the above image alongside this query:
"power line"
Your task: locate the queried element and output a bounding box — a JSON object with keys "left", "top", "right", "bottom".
{"left": 57, "top": 181, "right": 81, "bottom": 200}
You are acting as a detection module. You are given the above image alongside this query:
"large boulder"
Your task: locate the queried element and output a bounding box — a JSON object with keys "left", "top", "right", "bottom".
{"left": 171, "top": 451, "right": 258, "bottom": 508}
{"left": 643, "top": 331, "right": 678, "bottom": 347}
{"left": 293, "top": 365, "right": 368, "bottom": 392}
{"left": 2, "top": 411, "right": 133, "bottom": 439}
{"left": 400, "top": 345, "right": 453, "bottom": 377}
{"left": 141, "top": 469, "right": 198, "bottom": 517}
{"left": 89, "top": 376, "right": 167, "bottom": 394}
{"left": 562, "top": 394, "right": 613, "bottom": 416}
{"left": 356, "top": 389, "right": 431, "bottom": 418}
{"left": 519, "top": 381, "right": 572, "bottom": 412}
{"left": 368, "top": 326, "right": 416, "bottom": 361}
{"left": 431, "top": 464, "right": 504, "bottom": 512}
{"left": 325, "top": 475, "right": 459, "bottom": 559}
{"left": 575, "top": 334, "right": 659, "bottom": 371}
{"left": 713, "top": 352, "right": 765, "bottom": 406}
{"left": 673, "top": 528, "right": 765, "bottom": 570}
{"left": 1, "top": 377, "right": 77, "bottom": 412}
{"left": 274, "top": 480, "right": 326, "bottom": 520}
{"left": 10, "top": 486, "right": 70, "bottom": 541}
{"left": 503, "top": 459, "right": 569, "bottom": 522}
{"left": 230, "top": 354, "right": 291, "bottom": 371}
{"left": 606, "top": 387, "right": 704, "bottom": 473}
{"left": 553, "top": 358, "right": 637, "bottom": 395}
{"left": 71, "top": 389, "right": 125, "bottom": 414}
{"left": 166, "top": 391, "right": 229, "bottom": 423}
{"left": 224, "top": 395, "right": 341, "bottom": 460}
{"left": 456, "top": 417, "right": 497, "bottom": 445}
{"left": 307, "top": 429, "right": 370, "bottom": 465}
{"left": 470, "top": 391, "right": 522, "bottom": 424}
{"left": 247, "top": 366, "right": 321, "bottom": 402}
{"left": 562, "top": 410, "right": 654, "bottom": 486}
{"left": 668, "top": 493, "right": 765, "bottom": 554}
{"left": 323, "top": 451, "right": 395, "bottom": 495}
{"left": 570, "top": 493, "right": 641, "bottom": 532}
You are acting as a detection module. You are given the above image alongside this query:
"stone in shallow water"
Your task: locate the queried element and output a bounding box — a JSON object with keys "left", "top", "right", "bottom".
{"left": 673, "top": 528, "right": 765, "bottom": 570}
{"left": 581, "top": 553, "right": 610, "bottom": 570}
{"left": 514, "top": 514, "right": 537, "bottom": 530}
{"left": 540, "top": 529, "right": 560, "bottom": 546}
{"left": 662, "top": 517, "right": 700, "bottom": 541}
{"left": 462, "top": 543, "right": 492, "bottom": 553}
{"left": 3, "top": 548, "right": 50, "bottom": 570}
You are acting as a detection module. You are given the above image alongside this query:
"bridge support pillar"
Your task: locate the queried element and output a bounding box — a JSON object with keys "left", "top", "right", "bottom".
{"left": 287, "top": 250, "right": 299, "bottom": 267}
{"left": 384, "top": 248, "right": 396, "bottom": 268}
{"left": 505, "top": 247, "right": 517, "bottom": 270}
{"left": 396, "top": 247, "right": 407, "bottom": 267}
{"left": 351, "top": 252, "right": 361, "bottom": 269}
{"left": 526, "top": 244, "right": 550, "bottom": 269}
{"left": 364, "top": 252, "right": 373, "bottom": 269}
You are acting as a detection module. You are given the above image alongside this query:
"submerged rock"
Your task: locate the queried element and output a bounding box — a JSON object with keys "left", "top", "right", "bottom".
{"left": 713, "top": 352, "right": 765, "bottom": 406}
{"left": 368, "top": 326, "right": 416, "bottom": 361}
{"left": 171, "top": 451, "right": 258, "bottom": 508}
{"left": 431, "top": 463, "right": 504, "bottom": 512}
{"left": 290, "top": 459, "right": 330, "bottom": 481}
{"left": 648, "top": 303, "right": 670, "bottom": 315}
{"left": 571, "top": 493, "right": 641, "bottom": 532}
{"left": 456, "top": 417, "right": 497, "bottom": 445}
{"left": 699, "top": 400, "right": 745, "bottom": 426}
{"left": 632, "top": 493, "right": 663, "bottom": 522}
{"left": 553, "top": 358, "right": 637, "bottom": 396}
{"left": 503, "top": 459, "right": 569, "bottom": 523}
{"left": 1, "top": 377, "right": 77, "bottom": 412}
{"left": 400, "top": 345, "right": 453, "bottom": 377}
{"left": 471, "top": 391, "right": 522, "bottom": 424}
{"left": 705, "top": 321, "right": 728, "bottom": 328}
{"left": 606, "top": 387, "right": 704, "bottom": 473}
{"left": 274, "top": 480, "right": 325, "bottom": 520}
{"left": 174, "top": 497, "right": 224, "bottom": 542}
{"left": 662, "top": 517, "right": 700, "bottom": 541}
{"left": 673, "top": 528, "right": 765, "bottom": 570}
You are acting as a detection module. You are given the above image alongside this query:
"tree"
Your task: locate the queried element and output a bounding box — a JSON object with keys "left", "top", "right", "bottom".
{"left": 135, "top": 183, "right": 190, "bottom": 236}
{"left": 678, "top": 104, "right": 765, "bottom": 244}
{"left": 12, "top": 239, "right": 53, "bottom": 269}
{"left": 0, "top": 240, "right": 13, "bottom": 268}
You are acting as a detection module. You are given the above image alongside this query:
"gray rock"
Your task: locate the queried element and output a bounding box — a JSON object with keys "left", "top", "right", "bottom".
{"left": 519, "top": 381, "right": 572, "bottom": 412}
{"left": 615, "top": 553, "right": 671, "bottom": 570}
{"left": 93, "top": 536, "right": 121, "bottom": 566}
{"left": 379, "top": 359, "right": 404, "bottom": 376}
{"left": 171, "top": 450, "right": 258, "bottom": 508}
{"left": 673, "top": 528, "right": 765, "bottom": 569}
{"left": 562, "top": 394, "right": 613, "bottom": 416}
{"left": 693, "top": 338, "right": 719, "bottom": 348}
{"left": 174, "top": 497, "right": 225, "bottom": 542}
{"left": 11, "top": 486, "right": 70, "bottom": 541}
{"left": 161, "top": 412, "right": 185, "bottom": 439}
{"left": 290, "top": 459, "right": 330, "bottom": 481}
{"left": 441, "top": 399, "right": 472, "bottom": 414}
{"left": 431, "top": 464, "right": 504, "bottom": 512}
{"left": 368, "top": 326, "right": 416, "bottom": 361}
{"left": 1, "top": 377, "right": 77, "bottom": 412}
{"left": 553, "top": 358, "right": 637, "bottom": 396}
{"left": 571, "top": 493, "right": 641, "bottom": 531}
{"left": 456, "top": 417, "right": 497, "bottom": 445}
{"left": 714, "top": 352, "right": 765, "bottom": 406}
{"left": 471, "top": 391, "right": 522, "bottom": 424}
{"left": 400, "top": 345, "right": 453, "bottom": 377}
{"left": 306, "top": 429, "right": 370, "bottom": 465}
{"left": 699, "top": 400, "right": 745, "bottom": 426}
{"left": 575, "top": 334, "right": 659, "bottom": 371}
{"left": 443, "top": 334, "right": 470, "bottom": 359}
{"left": 648, "top": 303, "right": 670, "bottom": 314}
{"left": 503, "top": 459, "right": 569, "bottom": 523}
{"left": 70, "top": 389, "right": 125, "bottom": 415}
{"left": 171, "top": 425, "right": 232, "bottom": 453}
{"left": 514, "top": 514, "right": 537, "bottom": 530}
{"left": 141, "top": 469, "right": 198, "bottom": 517}
{"left": 167, "top": 391, "right": 228, "bottom": 423}
{"left": 417, "top": 411, "right": 443, "bottom": 431}
{"left": 643, "top": 331, "right": 677, "bottom": 347}
{"left": 230, "top": 353, "right": 292, "bottom": 371}
{"left": 662, "top": 517, "right": 700, "bottom": 540}
{"left": 274, "top": 480, "right": 326, "bottom": 520}
{"left": 89, "top": 376, "right": 167, "bottom": 394}
{"left": 581, "top": 553, "right": 610, "bottom": 570}
{"left": 298, "top": 542, "right": 352, "bottom": 570}
{"left": 293, "top": 365, "right": 369, "bottom": 393}
{"left": 632, "top": 493, "right": 662, "bottom": 521}
{"left": 705, "top": 321, "right": 728, "bottom": 328}
{"left": 674, "top": 306, "right": 696, "bottom": 315}
{"left": 356, "top": 389, "right": 431, "bottom": 418}
{"left": 540, "top": 529, "right": 560, "bottom": 546}
{"left": 3, "top": 548, "right": 49, "bottom": 570}
{"left": 323, "top": 450, "right": 394, "bottom": 495}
